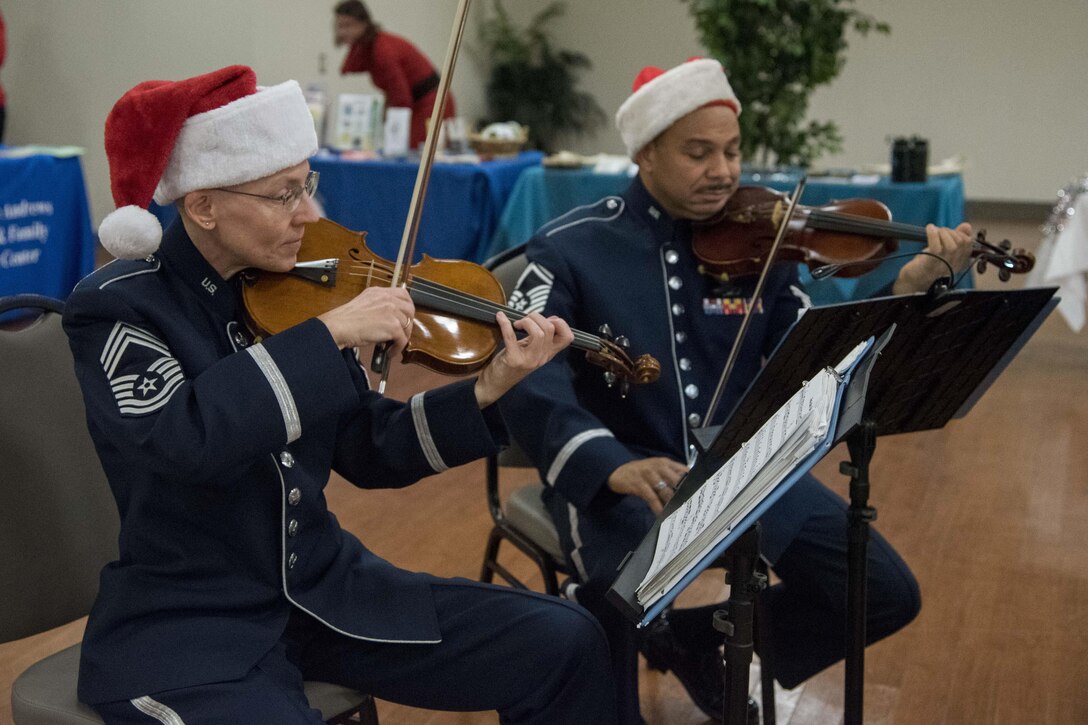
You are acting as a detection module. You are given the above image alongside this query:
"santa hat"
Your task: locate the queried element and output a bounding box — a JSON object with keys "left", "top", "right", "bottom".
{"left": 615, "top": 58, "right": 741, "bottom": 158}
{"left": 99, "top": 65, "right": 318, "bottom": 259}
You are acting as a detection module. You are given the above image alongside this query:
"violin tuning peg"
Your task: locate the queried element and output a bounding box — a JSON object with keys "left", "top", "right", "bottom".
{"left": 615, "top": 335, "right": 630, "bottom": 351}
{"left": 598, "top": 323, "right": 613, "bottom": 340}
{"left": 603, "top": 371, "right": 617, "bottom": 388}
{"left": 619, "top": 380, "right": 630, "bottom": 399}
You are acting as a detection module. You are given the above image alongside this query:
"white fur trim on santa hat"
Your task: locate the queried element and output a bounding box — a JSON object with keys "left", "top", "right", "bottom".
{"left": 615, "top": 58, "right": 741, "bottom": 158}
{"left": 98, "top": 205, "right": 164, "bottom": 260}
{"left": 153, "top": 80, "right": 318, "bottom": 204}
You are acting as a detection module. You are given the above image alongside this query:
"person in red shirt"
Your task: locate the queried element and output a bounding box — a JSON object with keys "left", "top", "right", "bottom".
{"left": 334, "top": 0, "right": 455, "bottom": 149}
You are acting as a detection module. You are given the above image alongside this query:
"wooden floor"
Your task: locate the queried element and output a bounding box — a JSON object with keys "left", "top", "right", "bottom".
{"left": 4, "top": 217, "right": 1087, "bottom": 724}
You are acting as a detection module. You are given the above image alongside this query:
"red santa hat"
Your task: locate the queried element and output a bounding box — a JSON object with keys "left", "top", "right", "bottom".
{"left": 614, "top": 57, "right": 741, "bottom": 158}
{"left": 99, "top": 65, "right": 318, "bottom": 259}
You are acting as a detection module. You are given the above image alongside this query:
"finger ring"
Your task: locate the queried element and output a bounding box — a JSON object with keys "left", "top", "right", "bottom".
{"left": 403, "top": 316, "right": 413, "bottom": 331}
{"left": 654, "top": 480, "right": 668, "bottom": 491}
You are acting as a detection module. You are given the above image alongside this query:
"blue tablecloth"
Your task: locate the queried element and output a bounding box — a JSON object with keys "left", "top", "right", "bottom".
{"left": 310, "top": 150, "right": 543, "bottom": 264}
{"left": 489, "top": 166, "right": 967, "bottom": 304}
{"left": 152, "top": 151, "right": 543, "bottom": 266}
{"left": 0, "top": 149, "right": 95, "bottom": 303}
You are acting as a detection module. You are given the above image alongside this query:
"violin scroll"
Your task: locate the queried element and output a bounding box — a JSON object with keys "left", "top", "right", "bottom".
{"left": 971, "top": 230, "right": 1035, "bottom": 282}
{"left": 588, "top": 325, "right": 662, "bottom": 398}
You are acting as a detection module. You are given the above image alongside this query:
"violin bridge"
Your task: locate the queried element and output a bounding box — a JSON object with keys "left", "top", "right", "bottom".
{"left": 770, "top": 200, "right": 785, "bottom": 228}
{"left": 289, "top": 258, "right": 339, "bottom": 287}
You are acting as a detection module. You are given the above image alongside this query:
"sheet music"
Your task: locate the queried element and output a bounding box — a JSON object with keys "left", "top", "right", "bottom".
{"left": 635, "top": 340, "right": 869, "bottom": 606}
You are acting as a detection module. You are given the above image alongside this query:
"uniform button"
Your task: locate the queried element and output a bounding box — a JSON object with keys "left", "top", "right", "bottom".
{"left": 679, "top": 358, "right": 692, "bottom": 371}
{"left": 606, "top": 199, "right": 618, "bottom": 210}
{"left": 685, "top": 384, "right": 699, "bottom": 399}
{"left": 665, "top": 250, "right": 680, "bottom": 264}
{"left": 671, "top": 303, "right": 685, "bottom": 316}
{"left": 668, "top": 276, "right": 683, "bottom": 290}
{"left": 288, "top": 519, "right": 299, "bottom": 537}
{"left": 280, "top": 451, "right": 295, "bottom": 468}
{"left": 288, "top": 487, "right": 302, "bottom": 506}
{"left": 688, "top": 412, "right": 702, "bottom": 427}
{"left": 233, "top": 330, "right": 247, "bottom": 348}
{"left": 288, "top": 552, "right": 298, "bottom": 569}
{"left": 675, "top": 331, "right": 687, "bottom": 344}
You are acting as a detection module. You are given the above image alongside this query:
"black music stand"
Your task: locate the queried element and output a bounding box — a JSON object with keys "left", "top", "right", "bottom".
{"left": 608, "top": 285, "right": 1059, "bottom": 725}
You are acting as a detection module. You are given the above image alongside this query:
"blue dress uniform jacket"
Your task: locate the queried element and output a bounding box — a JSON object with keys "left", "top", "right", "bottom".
{"left": 500, "top": 177, "right": 807, "bottom": 511}
{"left": 64, "top": 221, "right": 506, "bottom": 705}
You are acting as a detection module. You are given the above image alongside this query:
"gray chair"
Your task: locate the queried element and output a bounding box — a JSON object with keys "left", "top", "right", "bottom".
{"left": 480, "top": 442, "right": 571, "bottom": 595}
{"left": 478, "top": 247, "right": 571, "bottom": 595}
{"left": 0, "top": 295, "right": 377, "bottom": 725}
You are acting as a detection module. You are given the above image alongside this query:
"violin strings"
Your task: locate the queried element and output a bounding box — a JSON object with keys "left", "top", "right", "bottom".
{"left": 342, "top": 260, "right": 602, "bottom": 351}
{"left": 407, "top": 277, "right": 604, "bottom": 351}
{"left": 807, "top": 209, "right": 925, "bottom": 241}
{"left": 723, "top": 201, "right": 931, "bottom": 244}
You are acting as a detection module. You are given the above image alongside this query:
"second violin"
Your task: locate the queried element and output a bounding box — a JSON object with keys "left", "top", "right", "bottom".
{"left": 691, "top": 185, "right": 1034, "bottom": 282}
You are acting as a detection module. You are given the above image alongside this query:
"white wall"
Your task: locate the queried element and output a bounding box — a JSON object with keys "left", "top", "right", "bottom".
{"left": 805, "top": 0, "right": 1088, "bottom": 205}
{"left": 3, "top": 0, "right": 1086, "bottom": 228}
{"left": 538, "top": 0, "right": 1088, "bottom": 205}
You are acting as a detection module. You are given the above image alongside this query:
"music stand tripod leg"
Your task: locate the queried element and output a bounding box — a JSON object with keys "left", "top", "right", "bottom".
{"left": 713, "top": 522, "right": 767, "bottom": 725}
{"left": 840, "top": 420, "right": 878, "bottom": 725}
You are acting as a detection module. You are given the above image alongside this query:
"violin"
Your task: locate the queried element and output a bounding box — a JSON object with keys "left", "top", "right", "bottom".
{"left": 692, "top": 185, "right": 1035, "bottom": 282}
{"left": 241, "top": 217, "right": 661, "bottom": 386}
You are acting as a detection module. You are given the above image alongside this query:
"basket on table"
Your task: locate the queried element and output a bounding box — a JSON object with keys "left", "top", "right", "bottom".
{"left": 469, "top": 122, "right": 529, "bottom": 158}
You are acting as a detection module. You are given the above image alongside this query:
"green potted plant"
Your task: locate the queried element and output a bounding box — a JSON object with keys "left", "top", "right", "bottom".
{"left": 475, "top": 0, "right": 606, "bottom": 154}
{"left": 681, "top": 0, "right": 889, "bottom": 168}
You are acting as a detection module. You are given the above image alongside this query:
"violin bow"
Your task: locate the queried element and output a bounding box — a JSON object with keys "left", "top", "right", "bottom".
{"left": 373, "top": 0, "right": 473, "bottom": 393}
{"left": 702, "top": 175, "right": 808, "bottom": 426}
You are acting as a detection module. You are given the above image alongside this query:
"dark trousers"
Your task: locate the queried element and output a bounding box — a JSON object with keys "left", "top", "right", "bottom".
{"left": 546, "top": 473, "right": 921, "bottom": 724}
{"left": 93, "top": 578, "right": 617, "bottom": 724}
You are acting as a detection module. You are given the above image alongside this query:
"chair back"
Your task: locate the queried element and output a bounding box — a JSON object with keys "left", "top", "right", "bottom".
{"left": 0, "top": 295, "right": 120, "bottom": 644}
{"left": 484, "top": 243, "right": 528, "bottom": 300}
{"left": 481, "top": 244, "right": 532, "bottom": 517}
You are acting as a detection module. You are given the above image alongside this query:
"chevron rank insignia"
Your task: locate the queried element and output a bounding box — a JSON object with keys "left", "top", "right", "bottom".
{"left": 100, "top": 323, "right": 185, "bottom": 416}
{"left": 508, "top": 262, "right": 554, "bottom": 315}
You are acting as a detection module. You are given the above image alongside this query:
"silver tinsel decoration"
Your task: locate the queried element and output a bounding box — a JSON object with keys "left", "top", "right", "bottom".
{"left": 1042, "top": 174, "right": 1088, "bottom": 237}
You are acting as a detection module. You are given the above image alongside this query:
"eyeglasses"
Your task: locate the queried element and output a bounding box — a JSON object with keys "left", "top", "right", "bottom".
{"left": 213, "top": 170, "right": 319, "bottom": 213}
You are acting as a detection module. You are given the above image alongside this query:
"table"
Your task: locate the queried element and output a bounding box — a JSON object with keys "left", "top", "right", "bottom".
{"left": 489, "top": 165, "right": 967, "bottom": 304}
{"left": 0, "top": 148, "right": 95, "bottom": 302}
{"left": 311, "top": 150, "right": 542, "bottom": 264}
{"left": 152, "top": 151, "right": 543, "bottom": 266}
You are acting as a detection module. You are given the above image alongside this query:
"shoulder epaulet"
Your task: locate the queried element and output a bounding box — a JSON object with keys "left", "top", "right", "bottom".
{"left": 540, "top": 196, "right": 626, "bottom": 237}
{"left": 75, "top": 254, "right": 162, "bottom": 293}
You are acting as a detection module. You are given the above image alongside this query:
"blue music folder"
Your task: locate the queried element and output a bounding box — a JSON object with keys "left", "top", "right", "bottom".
{"left": 617, "top": 334, "right": 882, "bottom": 627}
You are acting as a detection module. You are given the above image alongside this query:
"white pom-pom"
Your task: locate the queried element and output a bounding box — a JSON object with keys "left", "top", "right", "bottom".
{"left": 98, "top": 205, "right": 163, "bottom": 259}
